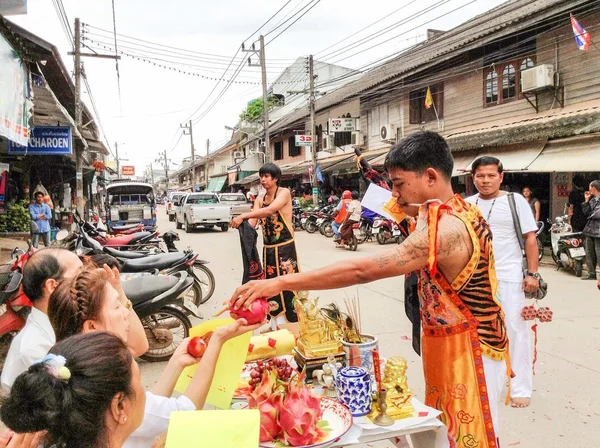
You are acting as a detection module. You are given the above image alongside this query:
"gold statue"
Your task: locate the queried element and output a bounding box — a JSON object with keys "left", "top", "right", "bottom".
{"left": 379, "top": 356, "right": 414, "bottom": 420}
{"left": 295, "top": 295, "right": 343, "bottom": 358}
{"left": 382, "top": 356, "right": 412, "bottom": 396}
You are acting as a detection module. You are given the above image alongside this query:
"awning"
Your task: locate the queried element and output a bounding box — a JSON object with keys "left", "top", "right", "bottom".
{"left": 527, "top": 134, "right": 600, "bottom": 172}
{"left": 239, "top": 172, "right": 259, "bottom": 185}
{"left": 452, "top": 152, "right": 478, "bottom": 177}
{"left": 455, "top": 141, "right": 547, "bottom": 175}
{"left": 206, "top": 175, "right": 227, "bottom": 192}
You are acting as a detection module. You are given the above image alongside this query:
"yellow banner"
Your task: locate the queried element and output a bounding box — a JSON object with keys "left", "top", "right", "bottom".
{"left": 165, "top": 410, "right": 260, "bottom": 448}
{"left": 175, "top": 318, "right": 252, "bottom": 409}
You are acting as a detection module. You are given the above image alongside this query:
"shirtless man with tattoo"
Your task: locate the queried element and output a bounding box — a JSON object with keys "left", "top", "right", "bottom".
{"left": 230, "top": 131, "right": 508, "bottom": 448}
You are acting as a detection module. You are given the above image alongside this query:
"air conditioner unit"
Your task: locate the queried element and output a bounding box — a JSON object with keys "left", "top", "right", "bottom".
{"left": 322, "top": 134, "right": 334, "bottom": 152}
{"left": 351, "top": 131, "right": 362, "bottom": 145}
{"left": 380, "top": 124, "right": 396, "bottom": 141}
{"left": 233, "top": 151, "right": 244, "bottom": 159}
{"left": 521, "top": 64, "right": 554, "bottom": 92}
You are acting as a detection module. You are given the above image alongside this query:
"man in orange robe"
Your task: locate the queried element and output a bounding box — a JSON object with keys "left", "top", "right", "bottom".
{"left": 230, "top": 131, "right": 508, "bottom": 447}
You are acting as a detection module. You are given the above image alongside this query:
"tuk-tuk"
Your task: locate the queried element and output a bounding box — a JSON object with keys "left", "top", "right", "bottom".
{"left": 105, "top": 180, "right": 157, "bottom": 231}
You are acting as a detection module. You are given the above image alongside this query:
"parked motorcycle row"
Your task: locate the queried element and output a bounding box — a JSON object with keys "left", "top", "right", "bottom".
{"left": 0, "top": 213, "right": 217, "bottom": 366}
{"left": 296, "top": 202, "right": 403, "bottom": 252}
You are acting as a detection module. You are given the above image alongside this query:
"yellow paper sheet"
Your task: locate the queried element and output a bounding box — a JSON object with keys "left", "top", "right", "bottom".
{"left": 175, "top": 318, "right": 252, "bottom": 409}
{"left": 165, "top": 410, "right": 260, "bottom": 448}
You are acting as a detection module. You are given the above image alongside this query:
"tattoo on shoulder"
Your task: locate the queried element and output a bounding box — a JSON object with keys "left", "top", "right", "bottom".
{"left": 437, "top": 217, "right": 471, "bottom": 257}
{"left": 372, "top": 230, "right": 428, "bottom": 269}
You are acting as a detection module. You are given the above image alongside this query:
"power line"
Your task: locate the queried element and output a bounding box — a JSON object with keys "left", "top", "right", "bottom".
{"left": 243, "top": 0, "right": 294, "bottom": 43}
{"left": 319, "top": 0, "right": 453, "bottom": 62}
{"left": 110, "top": 0, "right": 123, "bottom": 116}
{"left": 266, "top": 0, "right": 322, "bottom": 46}
{"left": 315, "top": 0, "right": 587, "bottom": 90}
{"left": 314, "top": 0, "right": 420, "bottom": 57}
{"left": 83, "top": 23, "right": 297, "bottom": 62}
{"left": 263, "top": 0, "right": 315, "bottom": 39}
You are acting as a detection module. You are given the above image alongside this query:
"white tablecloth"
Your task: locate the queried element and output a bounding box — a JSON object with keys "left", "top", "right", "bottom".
{"left": 332, "top": 398, "right": 449, "bottom": 448}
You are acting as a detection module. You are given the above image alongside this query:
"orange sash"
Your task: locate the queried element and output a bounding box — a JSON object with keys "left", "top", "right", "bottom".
{"left": 418, "top": 196, "right": 507, "bottom": 448}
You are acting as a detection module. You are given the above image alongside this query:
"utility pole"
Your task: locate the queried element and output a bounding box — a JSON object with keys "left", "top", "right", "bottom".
{"left": 70, "top": 18, "right": 120, "bottom": 218}
{"left": 148, "top": 164, "right": 155, "bottom": 186}
{"left": 156, "top": 150, "right": 170, "bottom": 192}
{"left": 115, "top": 142, "right": 120, "bottom": 176}
{"left": 181, "top": 120, "right": 195, "bottom": 187}
{"left": 259, "top": 35, "right": 270, "bottom": 164}
{"left": 288, "top": 56, "right": 319, "bottom": 206}
{"left": 308, "top": 55, "right": 318, "bottom": 206}
{"left": 242, "top": 37, "right": 270, "bottom": 163}
{"left": 74, "top": 18, "right": 83, "bottom": 216}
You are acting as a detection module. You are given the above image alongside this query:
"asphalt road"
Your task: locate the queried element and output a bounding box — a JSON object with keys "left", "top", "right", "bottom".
{"left": 140, "top": 205, "right": 600, "bottom": 447}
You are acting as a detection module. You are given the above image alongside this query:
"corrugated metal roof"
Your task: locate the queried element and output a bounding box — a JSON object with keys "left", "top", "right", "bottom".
{"left": 269, "top": 0, "right": 588, "bottom": 134}
{"left": 446, "top": 101, "right": 600, "bottom": 151}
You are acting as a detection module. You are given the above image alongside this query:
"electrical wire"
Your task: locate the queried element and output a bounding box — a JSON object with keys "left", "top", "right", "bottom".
{"left": 314, "top": 0, "right": 420, "bottom": 57}
{"left": 318, "top": 0, "right": 452, "bottom": 62}
{"left": 111, "top": 0, "right": 123, "bottom": 116}
{"left": 266, "top": 0, "right": 322, "bottom": 46}
{"left": 83, "top": 24, "right": 296, "bottom": 62}
{"left": 315, "top": 1, "right": 595, "bottom": 91}
{"left": 243, "top": 0, "right": 294, "bottom": 43}
{"left": 263, "top": 0, "right": 315, "bottom": 39}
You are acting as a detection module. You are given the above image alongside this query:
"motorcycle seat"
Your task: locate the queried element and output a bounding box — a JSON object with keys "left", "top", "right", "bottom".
{"left": 122, "top": 252, "right": 188, "bottom": 273}
{"left": 111, "top": 224, "right": 140, "bottom": 232}
{"left": 122, "top": 274, "right": 181, "bottom": 305}
{"left": 127, "top": 232, "right": 153, "bottom": 244}
{"left": 103, "top": 232, "right": 152, "bottom": 248}
{"left": 103, "top": 246, "right": 147, "bottom": 259}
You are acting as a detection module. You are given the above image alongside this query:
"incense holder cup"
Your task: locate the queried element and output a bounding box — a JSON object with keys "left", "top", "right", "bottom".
{"left": 341, "top": 334, "right": 379, "bottom": 390}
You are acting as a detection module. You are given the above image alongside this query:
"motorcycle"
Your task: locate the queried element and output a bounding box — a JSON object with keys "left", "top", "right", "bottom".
{"left": 550, "top": 215, "right": 585, "bottom": 277}
{"left": 304, "top": 205, "right": 333, "bottom": 234}
{"left": 335, "top": 222, "right": 359, "bottom": 251}
{"left": 76, "top": 224, "right": 215, "bottom": 306}
{"left": 76, "top": 212, "right": 166, "bottom": 252}
{"left": 122, "top": 271, "right": 199, "bottom": 362}
{"left": 372, "top": 217, "right": 404, "bottom": 245}
{"left": 535, "top": 221, "right": 544, "bottom": 262}
{"left": 292, "top": 203, "right": 303, "bottom": 230}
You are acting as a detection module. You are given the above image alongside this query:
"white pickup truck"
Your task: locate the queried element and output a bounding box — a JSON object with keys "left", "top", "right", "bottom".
{"left": 175, "top": 192, "right": 232, "bottom": 233}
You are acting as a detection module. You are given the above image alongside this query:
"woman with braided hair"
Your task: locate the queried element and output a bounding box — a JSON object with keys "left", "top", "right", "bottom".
{"left": 47, "top": 268, "right": 261, "bottom": 448}
{"left": 1, "top": 332, "right": 146, "bottom": 448}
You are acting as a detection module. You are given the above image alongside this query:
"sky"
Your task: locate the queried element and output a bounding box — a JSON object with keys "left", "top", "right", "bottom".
{"left": 10, "top": 0, "right": 507, "bottom": 176}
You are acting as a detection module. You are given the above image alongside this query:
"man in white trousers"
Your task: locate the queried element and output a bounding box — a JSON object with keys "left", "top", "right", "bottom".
{"left": 467, "top": 156, "right": 540, "bottom": 408}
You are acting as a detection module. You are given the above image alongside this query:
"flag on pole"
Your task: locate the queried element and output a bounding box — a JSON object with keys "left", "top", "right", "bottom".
{"left": 570, "top": 13, "right": 591, "bottom": 51}
{"left": 424, "top": 87, "right": 434, "bottom": 109}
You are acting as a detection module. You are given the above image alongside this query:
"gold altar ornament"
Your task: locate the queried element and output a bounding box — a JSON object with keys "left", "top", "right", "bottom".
{"left": 294, "top": 295, "right": 343, "bottom": 359}
{"left": 373, "top": 356, "right": 414, "bottom": 420}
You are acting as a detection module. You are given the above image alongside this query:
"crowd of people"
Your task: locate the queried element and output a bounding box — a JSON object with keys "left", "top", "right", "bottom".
{"left": 2, "top": 130, "right": 598, "bottom": 448}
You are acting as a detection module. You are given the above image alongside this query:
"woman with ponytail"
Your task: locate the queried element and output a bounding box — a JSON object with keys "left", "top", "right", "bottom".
{"left": 1, "top": 332, "right": 145, "bottom": 448}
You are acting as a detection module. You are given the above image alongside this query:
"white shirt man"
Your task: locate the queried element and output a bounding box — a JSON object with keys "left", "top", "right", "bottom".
{"left": 1, "top": 307, "right": 55, "bottom": 394}
{"left": 1, "top": 249, "right": 83, "bottom": 393}
{"left": 467, "top": 156, "right": 540, "bottom": 409}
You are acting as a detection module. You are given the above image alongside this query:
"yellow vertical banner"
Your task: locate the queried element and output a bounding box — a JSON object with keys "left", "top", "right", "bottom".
{"left": 165, "top": 410, "right": 260, "bottom": 448}
{"left": 174, "top": 318, "right": 251, "bottom": 409}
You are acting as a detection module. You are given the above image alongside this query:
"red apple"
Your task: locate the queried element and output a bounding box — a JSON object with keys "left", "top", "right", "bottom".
{"left": 187, "top": 336, "right": 207, "bottom": 358}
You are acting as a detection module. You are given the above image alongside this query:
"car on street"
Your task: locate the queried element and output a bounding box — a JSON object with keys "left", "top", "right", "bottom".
{"left": 166, "top": 192, "right": 186, "bottom": 221}
{"left": 218, "top": 193, "right": 252, "bottom": 217}
{"left": 175, "top": 192, "right": 232, "bottom": 233}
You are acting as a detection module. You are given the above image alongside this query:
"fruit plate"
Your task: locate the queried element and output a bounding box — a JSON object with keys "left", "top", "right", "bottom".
{"left": 259, "top": 397, "right": 353, "bottom": 448}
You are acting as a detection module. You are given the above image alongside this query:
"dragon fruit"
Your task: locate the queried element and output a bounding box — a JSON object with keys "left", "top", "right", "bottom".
{"left": 249, "top": 369, "right": 283, "bottom": 443}
{"left": 278, "top": 372, "right": 325, "bottom": 447}
{"left": 215, "top": 298, "right": 270, "bottom": 325}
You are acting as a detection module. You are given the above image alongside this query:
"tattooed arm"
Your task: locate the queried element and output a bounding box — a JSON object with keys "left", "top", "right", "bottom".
{"left": 230, "top": 214, "right": 472, "bottom": 307}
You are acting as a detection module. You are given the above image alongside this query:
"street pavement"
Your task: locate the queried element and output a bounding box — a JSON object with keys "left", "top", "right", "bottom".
{"left": 141, "top": 206, "right": 599, "bottom": 447}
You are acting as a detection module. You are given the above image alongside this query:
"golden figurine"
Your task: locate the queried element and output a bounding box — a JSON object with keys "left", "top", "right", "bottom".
{"left": 379, "top": 356, "right": 414, "bottom": 420}
{"left": 294, "top": 295, "right": 343, "bottom": 359}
